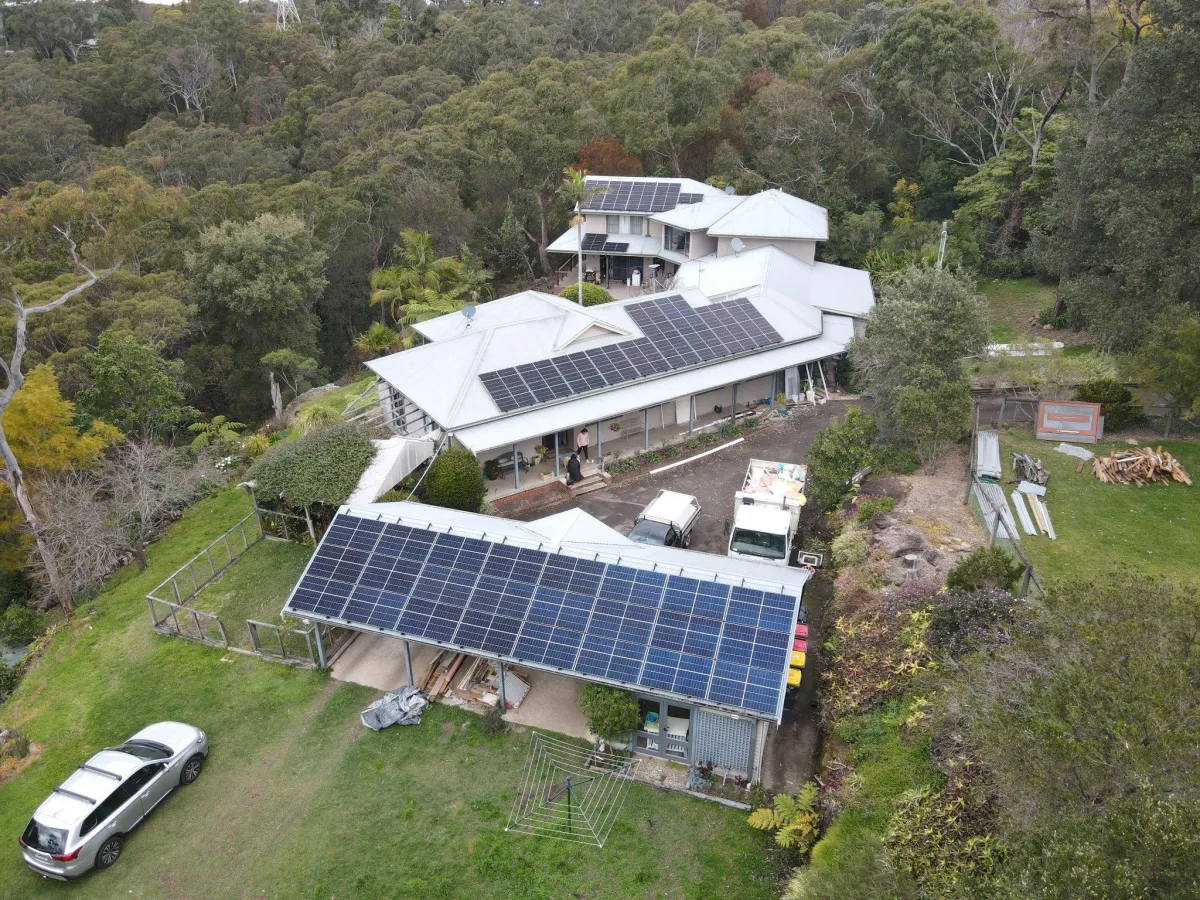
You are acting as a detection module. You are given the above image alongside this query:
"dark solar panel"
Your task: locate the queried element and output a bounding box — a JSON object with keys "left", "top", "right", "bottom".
{"left": 677, "top": 193, "right": 706, "bottom": 204}
{"left": 581, "top": 234, "right": 632, "bottom": 253}
{"left": 285, "top": 512, "right": 805, "bottom": 718}
{"left": 585, "top": 180, "right": 683, "bottom": 213}
{"left": 479, "top": 294, "right": 784, "bottom": 412}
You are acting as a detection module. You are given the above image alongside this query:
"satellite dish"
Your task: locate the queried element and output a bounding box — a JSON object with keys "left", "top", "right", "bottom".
{"left": 731, "top": 237, "right": 745, "bottom": 254}
{"left": 724, "top": 185, "right": 736, "bottom": 195}
{"left": 462, "top": 304, "right": 476, "bottom": 320}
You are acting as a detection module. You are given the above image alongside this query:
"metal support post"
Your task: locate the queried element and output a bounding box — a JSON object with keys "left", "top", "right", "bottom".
{"left": 596, "top": 421, "right": 603, "bottom": 471}
{"left": 512, "top": 442, "right": 520, "bottom": 491}
{"left": 688, "top": 395, "right": 695, "bottom": 435}
{"left": 313, "top": 621, "right": 327, "bottom": 668}
{"left": 304, "top": 505, "right": 317, "bottom": 544}
{"left": 748, "top": 720, "right": 760, "bottom": 783}
{"left": 643, "top": 409, "right": 650, "bottom": 451}
{"left": 496, "top": 660, "right": 507, "bottom": 711}
{"left": 818, "top": 359, "right": 830, "bottom": 400}
{"left": 554, "top": 443, "right": 561, "bottom": 478}
{"left": 730, "top": 383, "right": 738, "bottom": 424}
{"left": 403, "top": 640, "right": 414, "bottom": 687}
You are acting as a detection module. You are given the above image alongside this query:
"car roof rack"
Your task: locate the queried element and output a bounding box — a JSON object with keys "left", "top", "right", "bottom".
{"left": 78, "top": 762, "right": 122, "bottom": 780}
{"left": 52, "top": 786, "right": 96, "bottom": 805}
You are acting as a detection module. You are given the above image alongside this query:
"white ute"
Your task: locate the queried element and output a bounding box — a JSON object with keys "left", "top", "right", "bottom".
{"left": 727, "top": 459, "right": 807, "bottom": 566}
{"left": 628, "top": 490, "right": 701, "bottom": 548}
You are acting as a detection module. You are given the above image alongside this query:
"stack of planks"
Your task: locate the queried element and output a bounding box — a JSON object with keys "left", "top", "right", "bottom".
{"left": 1092, "top": 446, "right": 1193, "bottom": 486}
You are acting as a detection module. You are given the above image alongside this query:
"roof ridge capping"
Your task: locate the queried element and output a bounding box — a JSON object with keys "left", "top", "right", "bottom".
{"left": 340, "top": 502, "right": 805, "bottom": 598}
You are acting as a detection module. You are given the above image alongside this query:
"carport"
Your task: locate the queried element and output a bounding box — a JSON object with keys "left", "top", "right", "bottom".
{"left": 283, "top": 501, "right": 811, "bottom": 782}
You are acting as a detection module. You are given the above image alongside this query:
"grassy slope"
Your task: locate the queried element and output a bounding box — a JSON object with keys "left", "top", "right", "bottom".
{"left": 998, "top": 431, "right": 1200, "bottom": 586}
{"left": 0, "top": 488, "right": 773, "bottom": 899}
{"left": 979, "top": 277, "right": 1055, "bottom": 343}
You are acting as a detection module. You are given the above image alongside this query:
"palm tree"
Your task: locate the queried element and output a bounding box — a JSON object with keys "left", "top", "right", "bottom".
{"left": 369, "top": 229, "right": 464, "bottom": 324}
{"left": 558, "top": 167, "right": 607, "bottom": 305}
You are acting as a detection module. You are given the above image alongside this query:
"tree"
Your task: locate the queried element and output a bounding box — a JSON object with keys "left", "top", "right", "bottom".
{"left": 575, "top": 137, "right": 643, "bottom": 176}
{"left": 0, "top": 206, "right": 123, "bottom": 614}
{"left": 260, "top": 349, "right": 324, "bottom": 420}
{"left": 805, "top": 406, "right": 876, "bottom": 508}
{"left": 1140, "top": 315, "right": 1200, "bottom": 437}
{"left": 576, "top": 684, "right": 640, "bottom": 744}
{"left": 945, "top": 546, "right": 1023, "bottom": 593}
{"left": 421, "top": 447, "right": 484, "bottom": 513}
{"left": 77, "top": 329, "right": 196, "bottom": 439}
{"left": 888, "top": 376, "right": 972, "bottom": 473}
{"left": 159, "top": 41, "right": 223, "bottom": 124}
{"left": 0, "top": 104, "right": 97, "bottom": 192}
{"left": 558, "top": 167, "right": 608, "bottom": 307}
{"left": 187, "top": 415, "right": 245, "bottom": 452}
{"left": 187, "top": 213, "right": 328, "bottom": 418}
{"left": 352, "top": 322, "right": 403, "bottom": 358}
{"left": 369, "top": 229, "right": 462, "bottom": 324}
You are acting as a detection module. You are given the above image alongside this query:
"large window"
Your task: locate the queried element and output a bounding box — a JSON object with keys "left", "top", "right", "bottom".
{"left": 605, "top": 215, "right": 645, "bottom": 235}
{"left": 664, "top": 225, "right": 690, "bottom": 254}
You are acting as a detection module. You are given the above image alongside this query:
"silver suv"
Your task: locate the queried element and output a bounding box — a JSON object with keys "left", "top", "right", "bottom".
{"left": 19, "top": 721, "right": 208, "bottom": 881}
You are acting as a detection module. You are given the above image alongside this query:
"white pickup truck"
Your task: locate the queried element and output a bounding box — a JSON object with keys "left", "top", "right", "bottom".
{"left": 727, "top": 459, "right": 807, "bottom": 566}
{"left": 628, "top": 490, "right": 701, "bottom": 549}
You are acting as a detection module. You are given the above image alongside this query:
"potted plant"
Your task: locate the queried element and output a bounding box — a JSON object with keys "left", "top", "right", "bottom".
{"left": 483, "top": 459, "right": 501, "bottom": 481}
{"left": 609, "top": 422, "right": 622, "bottom": 433}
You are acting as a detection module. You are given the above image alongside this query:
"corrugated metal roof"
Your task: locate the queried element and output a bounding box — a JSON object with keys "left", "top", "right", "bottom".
{"left": 975, "top": 430, "right": 1003, "bottom": 480}
{"left": 706, "top": 190, "right": 829, "bottom": 240}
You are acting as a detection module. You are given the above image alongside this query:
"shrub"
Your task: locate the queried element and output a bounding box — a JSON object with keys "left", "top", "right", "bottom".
{"left": 483, "top": 459, "right": 501, "bottom": 481}
{"left": 0, "top": 605, "right": 44, "bottom": 645}
{"left": 247, "top": 423, "right": 377, "bottom": 510}
{"left": 927, "top": 588, "right": 1023, "bottom": 658}
{"left": 422, "top": 447, "right": 485, "bottom": 512}
{"left": 869, "top": 445, "right": 920, "bottom": 475}
{"left": 0, "top": 664, "right": 21, "bottom": 704}
{"left": 293, "top": 404, "right": 340, "bottom": 435}
{"left": 831, "top": 522, "right": 869, "bottom": 569}
{"left": 478, "top": 706, "right": 507, "bottom": 737}
{"left": 577, "top": 684, "right": 639, "bottom": 743}
{"left": 701, "top": 431, "right": 720, "bottom": 445}
{"left": 857, "top": 496, "right": 897, "bottom": 523}
{"left": 807, "top": 407, "right": 877, "bottom": 508}
{"left": 946, "top": 547, "right": 1023, "bottom": 593}
{"left": 721, "top": 422, "right": 741, "bottom": 438}
{"left": 1074, "top": 379, "right": 1143, "bottom": 431}
{"left": 243, "top": 433, "right": 271, "bottom": 459}
{"left": 558, "top": 283, "right": 614, "bottom": 307}
{"left": 0, "top": 725, "right": 30, "bottom": 756}
{"left": 1037, "top": 303, "right": 1068, "bottom": 329}
{"left": 748, "top": 784, "right": 820, "bottom": 850}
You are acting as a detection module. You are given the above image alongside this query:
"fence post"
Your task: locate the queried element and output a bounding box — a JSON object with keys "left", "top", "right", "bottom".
{"left": 171, "top": 577, "right": 182, "bottom": 605}
{"left": 147, "top": 596, "right": 158, "bottom": 628}
{"left": 988, "top": 510, "right": 1000, "bottom": 548}
{"left": 304, "top": 630, "right": 315, "bottom": 666}
{"left": 248, "top": 621, "right": 260, "bottom": 652}
{"left": 215, "top": 616, "right": 229, "bottom": 647}
{"left": 169, "top": 604, "right": 183, "bottom": 636}
{"left": 238, "top": 520, "right": 249, "bottom": 551}
{"left": 1020, "top": 565, "right": 1032, "bottom": 596}
{"left": 191, "top": 609, "right": 203, "bottom": 640}
{"left": 208, "top": 549, "right": 216, "bottom": 580}
{"left": 223, "top": 533, "right": 233, "bottom": 568}
{"left": 278, "top": 627, "right": 286, "bottom": 659}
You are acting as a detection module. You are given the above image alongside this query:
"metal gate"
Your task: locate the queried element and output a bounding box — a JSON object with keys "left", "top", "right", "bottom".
{"left": 693, "top": 709, "right": 754, "bottom": 775}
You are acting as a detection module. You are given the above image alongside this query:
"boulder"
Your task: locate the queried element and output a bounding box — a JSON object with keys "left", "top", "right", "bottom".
{"left": 869, "top": 526, "right": 929, "bottom": 558}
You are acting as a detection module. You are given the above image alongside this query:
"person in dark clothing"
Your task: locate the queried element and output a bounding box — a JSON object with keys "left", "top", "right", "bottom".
{"left": 566, "top": 453, "right": 583, "bottom": 485}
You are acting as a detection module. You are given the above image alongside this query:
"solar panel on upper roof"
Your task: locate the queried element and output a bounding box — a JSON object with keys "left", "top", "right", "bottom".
{"left": 285, "top": 511, "right": 805, "bottom": 718}
{"left": 586, "top": 180, "right": 683, "bottom": 214}
{"left": 477, "top": 294, "right": 784, "bottom": 412}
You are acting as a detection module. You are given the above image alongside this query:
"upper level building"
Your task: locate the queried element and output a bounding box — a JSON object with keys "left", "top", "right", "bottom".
{"left": 547, "top": 177, "right": 831, "bottom": 293}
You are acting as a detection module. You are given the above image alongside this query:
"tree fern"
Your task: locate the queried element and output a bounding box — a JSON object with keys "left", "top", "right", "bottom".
{"left": 748, "top": 783, "right": 820, "bottom": 851}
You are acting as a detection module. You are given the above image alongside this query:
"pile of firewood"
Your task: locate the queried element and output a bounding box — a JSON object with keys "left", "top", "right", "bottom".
{"left": 1092, "top": 446, "right": 1193, "bottom": 486}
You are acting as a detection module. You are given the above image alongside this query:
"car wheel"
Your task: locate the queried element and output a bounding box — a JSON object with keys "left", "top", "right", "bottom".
{"left": 181, "top": 754, "right": 204, "bottom": 785}
{"left": 96, "top": 835, "right": 123, "bottom": 870}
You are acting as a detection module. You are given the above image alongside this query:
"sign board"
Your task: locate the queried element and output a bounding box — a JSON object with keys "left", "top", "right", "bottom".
{"left": 1036, "top": 400, "right": 1104, "bottom": 443}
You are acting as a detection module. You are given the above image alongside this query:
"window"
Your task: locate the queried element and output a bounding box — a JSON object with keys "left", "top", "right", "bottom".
{"left": 125, "top": 764, "right": 165, "bottom": 793}
{"left": 606, "top": 215, "right": 645, "bottom": 235}
{"left": 22, "top": 820, "right": 68, "bottom": 854}
{"left": 664, "top": 226, "right": 690, "bottom": 253}
{"left": 117, "top": 740, "right": 171, "bottom": 761}
{"left": 729, "top": 528, "right": 788, "bottom": 560}
{"left": 80, "top": 781, "right": 136, "bottom": 837}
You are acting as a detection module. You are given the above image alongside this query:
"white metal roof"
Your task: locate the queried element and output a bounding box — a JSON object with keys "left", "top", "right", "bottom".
{"left": 732, "top": 503, "right": 794, "bottom": 535}
{"left": 545, "top": 230, "right": 663, "bottom": 258}
{"left": 641, "top": 490, "right": 700, "bottom": 526}
{"left": 366, "top": 246, "right": 871, "bottom": 450}
{"left": 706, "top": 189, "right": 829, "bottom": 241}
{"left": 650, "top": 194, "right": 745, "bottom": 231}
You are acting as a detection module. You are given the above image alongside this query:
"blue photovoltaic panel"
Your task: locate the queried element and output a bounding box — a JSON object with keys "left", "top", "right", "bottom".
{"left": 478, "top": 294, "right": 784, "bottom": 413}
{"left": 285, "top": 512, "right": 806, "bottom": 718}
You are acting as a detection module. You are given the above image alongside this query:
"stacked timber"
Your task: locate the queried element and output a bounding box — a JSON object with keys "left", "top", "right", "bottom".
{"left": 1092, "top": 447, "right": 1192, "bottom": 486}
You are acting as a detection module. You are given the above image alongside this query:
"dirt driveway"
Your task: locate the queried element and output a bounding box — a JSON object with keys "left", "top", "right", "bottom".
{"left": 514, "top": 399, "right": 866, "bottom": 793}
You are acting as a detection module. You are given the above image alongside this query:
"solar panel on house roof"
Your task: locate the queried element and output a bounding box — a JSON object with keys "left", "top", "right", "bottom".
{"left": 581, "top": 234, "right": 631, "bottom": 253}
{"left": 677, "top": 193, "right": 706, "bottom": 204}
{"left": 478, "top": 295, "right": 783, "bottom": 413}
{"left": 284, "top": 512, "right": 804, "bottom": 718}
{"left": 586, "top": 180, "right": 682, "bottom": 213}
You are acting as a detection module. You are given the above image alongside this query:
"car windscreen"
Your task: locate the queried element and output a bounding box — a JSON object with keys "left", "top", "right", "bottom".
{"left": 628, "top": 520, "right": 671, "bottom": 545}
{"left": 729, "top": 528, "right": 787, "bottom": 560}
{"left": 116, "top": 740, "right": 171, "bottom": 761}
{"left": 22, "top": 819, "right": 69, "bottom": 854}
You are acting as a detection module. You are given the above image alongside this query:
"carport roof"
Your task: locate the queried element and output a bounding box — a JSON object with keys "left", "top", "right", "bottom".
{"left": 283, "top": 503, "right": 810, "bottom": 722}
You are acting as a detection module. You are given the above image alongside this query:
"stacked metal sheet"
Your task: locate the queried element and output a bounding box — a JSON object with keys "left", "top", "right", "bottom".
{"left": 975, "top": 430, "right": 1003, "bottom": 481}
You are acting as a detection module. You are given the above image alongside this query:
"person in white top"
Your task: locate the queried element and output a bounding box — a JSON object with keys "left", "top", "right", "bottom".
{"left": 575, "top": 427, "right": 590, "bottom": 461}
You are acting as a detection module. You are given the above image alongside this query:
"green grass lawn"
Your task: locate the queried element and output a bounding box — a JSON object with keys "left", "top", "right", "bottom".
{"left": 188, "top": 538, "right": 314, "bottom": 650}
{"left": 979, "top": 277, "right": 1056, "bottom": 343}
{"left": 304, "top": 373, "right": 378, "bottom": 418}
{"left": 996, "top": 430, "right": 1200, "bottom": 587}
{"left": 0, "top": 488, "right": 777, "bottom": 899}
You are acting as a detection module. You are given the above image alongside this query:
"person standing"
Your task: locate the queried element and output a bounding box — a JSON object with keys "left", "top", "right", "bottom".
{"left": 576, "top": 427, "right": 591, "bottom": 462}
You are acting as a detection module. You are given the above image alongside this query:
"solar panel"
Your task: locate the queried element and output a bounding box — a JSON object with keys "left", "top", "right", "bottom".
{"left": 581, "top": 234, "right": 631, "bottom": 253}
{"left": 478, "top": 295, "right": 784, "bottom": 412}
{"left": 286, "top": 512, "right": 805, "bottom": 718}
{"left": 677, "top": 193, "right": 706, "bottom": 204}
{"left": 585, "top": 180, "right": 683, "bottom": 213}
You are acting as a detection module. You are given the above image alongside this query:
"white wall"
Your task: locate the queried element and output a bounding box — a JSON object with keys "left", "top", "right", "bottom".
{"left": 689, "top": 232, "right": 718, "bottom": 259}
{"left": 717, "top": 236, "right": 816, "bottom": 264}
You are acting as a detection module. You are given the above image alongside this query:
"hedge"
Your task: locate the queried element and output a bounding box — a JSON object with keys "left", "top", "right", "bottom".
{"left": 422, "top": 447, "right": 485, "bottom": 512}
{"left": 558, "top": 282, "right": 614, "bottom": 307}
{"left": 247, "top": 422, "right": 376, "bottom": 509}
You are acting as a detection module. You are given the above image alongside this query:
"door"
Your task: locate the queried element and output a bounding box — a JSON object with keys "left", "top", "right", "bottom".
{"left": 128, "top": 764, "right": 170, "bottom": 820}
{"left": 633, "top": 697, "right": 693, "bottom": 762}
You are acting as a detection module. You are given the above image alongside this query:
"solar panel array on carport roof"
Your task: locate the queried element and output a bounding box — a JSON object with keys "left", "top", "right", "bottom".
{"left": 285, "top": 512, "right": 805, "bottom": 718}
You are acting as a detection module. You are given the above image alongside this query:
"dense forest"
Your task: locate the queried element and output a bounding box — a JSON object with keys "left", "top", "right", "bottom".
{"left": 0, "top": 0, "right": 1194, "bottom": 426}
